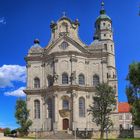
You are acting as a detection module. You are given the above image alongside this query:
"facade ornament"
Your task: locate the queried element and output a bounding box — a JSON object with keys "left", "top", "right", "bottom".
{"left": 26, "top": 64, "right": 31, "bottom": 68}
{"left": 85, "top": 60, "right": 89, "bottom": 64}
{"left": 27, "top": 97, "right": 30, "bottom": 101}
{"left": 70, "top": 57, "right": 77, "bottom": 62}
{"left": 53, "top": 58, "right": 58, "bottom": 63}
{"left": 101, "top": 58, "right": 107, "bottom": 64}
{"left": 50, "top": 21, "right": 57, "bottom": 33}
{"left": 53, "top": 72, "right": 59, "bottom": 82}
{"left": 70, "top": 71, "right": 76, "bottom": 82}
{"left": 41, "top": 62, "right": 45, "bottom": 67}
{"left": 72, "top": 92, "right": 77, "bottom": 98}
{"left": 53, "top": 93, "right": 58, "bottom": 98}
{"left": 59, "top": 109, "right": 70, "bottom": 118}
{"left": 86, "top": 94, "right": 90, "bottom": 99}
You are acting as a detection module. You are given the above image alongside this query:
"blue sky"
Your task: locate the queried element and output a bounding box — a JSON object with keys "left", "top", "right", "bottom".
{"left": 0, "top": 0, "right": 140, "bottom": 129}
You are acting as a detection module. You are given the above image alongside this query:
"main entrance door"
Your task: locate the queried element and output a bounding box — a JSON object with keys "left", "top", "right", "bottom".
{"left": 63, "top": 118, "right": 69, "bottom": 130}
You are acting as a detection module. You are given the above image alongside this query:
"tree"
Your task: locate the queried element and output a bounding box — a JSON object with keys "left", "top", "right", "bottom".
{"left": 4, "top": 128, "right": 11, "bottom": 136}
{"left": 15, "top": 99, "right": 32, "bottom": 136}
{"left": 89, "top": 83, "right": 116, "bottom": 139}
{"left": 126, "top": 62, "right": 140, "bottom": 126}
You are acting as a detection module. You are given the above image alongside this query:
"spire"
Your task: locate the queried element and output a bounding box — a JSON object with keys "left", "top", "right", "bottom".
{"left": 100, "top": 1, "right": 106, "bottom": 15}
{"left": 62, "top": 11, "right": 66, "bottom": 17}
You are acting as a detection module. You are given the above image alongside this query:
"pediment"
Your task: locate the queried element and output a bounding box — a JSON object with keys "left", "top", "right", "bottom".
{"left": 45, "top": 36, "right": 87, "bottom": 55}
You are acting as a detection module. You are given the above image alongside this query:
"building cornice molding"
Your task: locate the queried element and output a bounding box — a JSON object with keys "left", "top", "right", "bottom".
{"left": 24, "top": 85, "right": 96, "bottom": 95}
{"left": 25, "top": 51, "right": 108, "bottom": 62}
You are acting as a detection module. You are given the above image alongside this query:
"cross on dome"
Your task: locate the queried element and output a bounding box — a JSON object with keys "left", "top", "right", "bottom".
{"left": 62, "top": 11, "right": 66, "bottom": 17}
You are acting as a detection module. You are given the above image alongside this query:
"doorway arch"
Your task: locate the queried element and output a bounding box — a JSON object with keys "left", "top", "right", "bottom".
{"left": 63, "top": 118, "right": 69, "bottom": 130}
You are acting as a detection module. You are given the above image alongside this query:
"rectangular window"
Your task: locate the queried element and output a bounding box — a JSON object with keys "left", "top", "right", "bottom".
{"left": 63, "top": 100, "right": 69, "bottom": 109}
{"left": 126, "top": 114, "right": 129, "bottom": 120}
{"left": 119, "top": 115, "right": 123, "bottom": 120}
{"left": 104, "top": 44, "right": 107, "bottom": 50}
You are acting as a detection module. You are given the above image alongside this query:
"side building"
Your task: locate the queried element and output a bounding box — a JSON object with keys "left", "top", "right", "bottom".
{"left": 24, "top": 2, "right": 119, "bottom": 134}
{"left": 118, "top": 102, "right": 132, "bottom": 129}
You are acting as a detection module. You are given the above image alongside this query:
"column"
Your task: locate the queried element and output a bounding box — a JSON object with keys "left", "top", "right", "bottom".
{"left": 53, "top": 58, "right": 59, "bottom": 85}
{"left": 53, "top": 93, "right": 58, "bottom": 132}
{"left": 72, "top": 90, "right": 77, "bottom": 130}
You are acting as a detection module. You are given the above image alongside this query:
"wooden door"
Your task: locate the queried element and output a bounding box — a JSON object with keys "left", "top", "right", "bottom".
{"left": 63, "top": 119, "right": 69, "bottom": 130}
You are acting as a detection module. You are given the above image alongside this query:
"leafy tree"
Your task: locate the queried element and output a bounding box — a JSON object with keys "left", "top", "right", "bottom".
{"left": 4, "top": 128, "right": 11, "bottom": 136}
{"left": 89, "top": 83, "right": 116, "bottom": 139}
{"left": 126, "top": 62, "right": 140, "bottom": 126}
{"left": 15, "top": 99, "right": 32, "bottom": 136}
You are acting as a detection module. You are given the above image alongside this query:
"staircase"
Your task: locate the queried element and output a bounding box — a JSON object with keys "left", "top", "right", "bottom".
{"left": 43, "top": 131, "right": 76, "bottom": 139}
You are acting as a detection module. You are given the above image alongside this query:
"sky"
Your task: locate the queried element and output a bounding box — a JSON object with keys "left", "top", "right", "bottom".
{"left": 0, "top": 0, "right": 140, "bottom": 129}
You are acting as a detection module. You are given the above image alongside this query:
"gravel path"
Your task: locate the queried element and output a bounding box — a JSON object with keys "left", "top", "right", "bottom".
{"left": 0, "top": 136, "right": 32, "bottom": 140}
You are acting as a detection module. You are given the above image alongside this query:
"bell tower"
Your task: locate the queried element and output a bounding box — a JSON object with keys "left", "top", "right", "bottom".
{"left": 94, "top": 2, "right": 113, "bottom": 41}
{"left": 94, "top": 2, "right": 118, "bottom": 100}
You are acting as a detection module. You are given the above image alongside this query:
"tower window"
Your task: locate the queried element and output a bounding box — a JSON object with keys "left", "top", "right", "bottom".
{"left": 104, "top": 44, "right": 107, "bottom": 50}
{"left": 104, "top": 34, "right": 106, "bottom": 37}
{"left": 98, "top": 25, "right": 100, "bottom": 30}
{"left": 47, "top": 75, "right": 53, "bottom": 87}
{"left": 34, "top": 77, "right": 40, "bottom": 88}
{"left": 107, "top": 73, "right": 109, "bottom": 79}
{"left": 79, "top": 74, "right": 85, "bottom": 85}
{"left": 62, "top": 73, "right": 68, "bottom": 84}
{"left": 79, "top": 97, "right": 85, "bottom": 117}
{"left": 93, "top": 75, "right": 100, "bottom": 86}
{"left": 111, "top": 45, "right": 113, "bottom": 52}
{"left": 34, "top": 100, "right": 40, "bottom": 119}
{"left": 48, "top": 98, "right": 52, "bottom": 118}
{"left": 103, "top": 23, "right": 106, "bottom": 26}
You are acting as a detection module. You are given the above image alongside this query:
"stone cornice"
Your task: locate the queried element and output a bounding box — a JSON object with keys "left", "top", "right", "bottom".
{"left": 107, "top": 65, "right": 116, "bottom": 69}
{"left": 23, "top": 88, "right": 46, "bottom": 95}
{"left": 24, "top": 85, "right": 96, "bottom": 95}
{"left": 25, "top": 51, "right": 108, "bottom": 62}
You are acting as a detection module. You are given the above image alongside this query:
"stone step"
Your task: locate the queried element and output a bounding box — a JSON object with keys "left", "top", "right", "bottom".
{"left": 43, "top": 131, "right": 76, "bottom": 139}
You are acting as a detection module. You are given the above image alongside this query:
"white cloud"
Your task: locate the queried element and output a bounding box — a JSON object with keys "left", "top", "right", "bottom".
{"left": 0, "top": 65, "right": 26, "bottom": 88}
{"left": 4, "top": 87, "right": 26, "bottom": 97}
{"left": 0, "top": 17, "right": 6, "bottom": 24}
{"left": 0, "top": 122, "right": 19, "bottom": 129}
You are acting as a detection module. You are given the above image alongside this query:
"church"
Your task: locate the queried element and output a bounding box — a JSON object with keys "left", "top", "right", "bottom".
{"left": 24, "top": 2, "right": 119, "bottom": 133}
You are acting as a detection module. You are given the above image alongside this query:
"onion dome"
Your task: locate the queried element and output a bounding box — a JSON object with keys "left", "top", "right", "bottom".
{"left": 96, "top": 2, "right": 111, "bottom": 22}
{"left": 28, "top": 39, "right": 43, "bottom": 54}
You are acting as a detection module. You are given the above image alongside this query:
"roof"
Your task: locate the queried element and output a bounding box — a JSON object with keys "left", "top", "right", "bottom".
{"left": 0, "top": 128, "right": 5, "bottom": 132}
{"left": 96, "top": 14, "right": 111, "bottom": 21}
{"left": 118, "top": 102, "right": 131, "bottom": 113}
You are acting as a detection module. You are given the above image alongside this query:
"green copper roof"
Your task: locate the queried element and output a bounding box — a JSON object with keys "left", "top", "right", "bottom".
{"left": 96, "top": 13, "right": 111, "bottom": 21}
{"left": 96, "top": 1, "right": 111, "bottom": 21}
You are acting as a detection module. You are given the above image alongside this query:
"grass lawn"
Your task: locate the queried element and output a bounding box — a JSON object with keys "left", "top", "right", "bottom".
{"left": 120, "top": 138, "right": 140, "bottom": 140}
{"left": 18, "top": 138, "right": 140, "bottom": 140}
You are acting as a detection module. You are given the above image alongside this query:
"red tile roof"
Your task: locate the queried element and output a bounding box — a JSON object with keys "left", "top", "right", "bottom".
{"left": 118, "top": 102, "right": 131, "bottom": 113}
{"left": 0, "top": 128, "right": 5, "bottom": 132}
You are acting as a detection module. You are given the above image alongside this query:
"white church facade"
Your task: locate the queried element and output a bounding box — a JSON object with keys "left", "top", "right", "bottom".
{"left": 24, "top": 2, "right": 119, "bottom": 133}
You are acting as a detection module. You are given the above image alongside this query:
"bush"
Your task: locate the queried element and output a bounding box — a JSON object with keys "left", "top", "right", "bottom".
{"left": 4, "top": 128, "right": 11, "bottom": 136}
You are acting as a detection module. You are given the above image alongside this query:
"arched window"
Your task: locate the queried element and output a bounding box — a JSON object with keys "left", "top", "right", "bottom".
{"left": 61, "top": 22, "right": 68, "bottom": 33}
{"left": 47, "top": 98, "right": 52, "bottom": 118}
{"left": 34, "top": 100, "right": 40, "bottom": 119}
{"left": 63, "top": 100, "right": 69, "bottom": 109}
{"left": 47, "top": 75, "right": 53, "bottom": 87}
{"left": 79, "top": 97, "right": 85, "bottom": 117}
{"left": 79, "top": 74, "right": 85, "bottom": 85}
{"left": 62, "top": 73, "right": 68, "bottom": 84}
{"left": 34, "top": 77, "right": 40, "bottom": 88}
{"left": 93, "top": 75, "right": 100, "bottom": 86}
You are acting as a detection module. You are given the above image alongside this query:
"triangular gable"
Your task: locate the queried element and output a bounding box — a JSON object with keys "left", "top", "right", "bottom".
{"left": 46, "top": 36, "right": 88, "bottom": 55}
